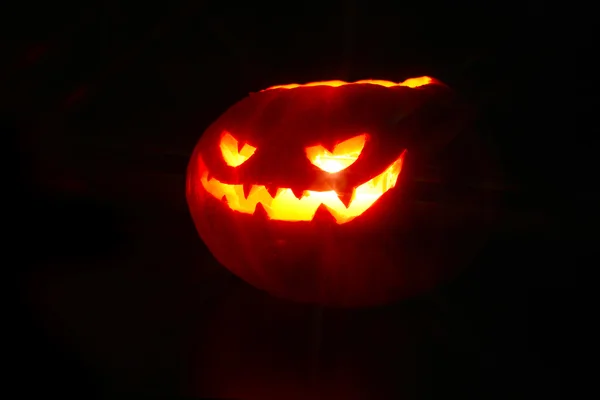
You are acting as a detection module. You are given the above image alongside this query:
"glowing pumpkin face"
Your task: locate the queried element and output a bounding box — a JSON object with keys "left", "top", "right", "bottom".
{"left": 200, "top": 130, "right": 405, "bottom": 224}
{"left": 187, "top": 76, "right": 475, "bottom": 307}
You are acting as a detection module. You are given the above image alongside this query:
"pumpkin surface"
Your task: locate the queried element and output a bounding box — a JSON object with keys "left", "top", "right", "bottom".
{"left": 187, "top": 76, "right": 480, "bottom": 306}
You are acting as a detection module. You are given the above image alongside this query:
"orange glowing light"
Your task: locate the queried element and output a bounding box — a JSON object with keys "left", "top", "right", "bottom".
{"left": 220, "top": 131, "right": 257, "bottom": 167}
{"left": 197, "top": 150, "right": 406, "bottom": 224}
{"left": 265, "top": 76, "right": 433, "bottom": 91}
{"left": 305, "top": 134, "right": 367, "bottom": 173}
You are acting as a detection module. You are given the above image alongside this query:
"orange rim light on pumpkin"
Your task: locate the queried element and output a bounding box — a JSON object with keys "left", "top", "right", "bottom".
{"left": 265, "top": 76, "right": 434, "bottom": 91}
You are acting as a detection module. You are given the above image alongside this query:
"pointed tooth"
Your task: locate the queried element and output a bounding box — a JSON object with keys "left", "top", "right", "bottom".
{"left": 336, "top": 189, "right": 355, "bottom": 208}
{"left": 221, "top": 195, "right": 228, "bottom": 203}
{"left": 329, "top": 178, "right": 353, "bottom": 195}
{"left": 242, "top": 183, "right": 253, "bottom": 199}
{"left": 253, "top": 202, "right": 269, "bottom": 219}
{"left": 206, "top": 171, "right": 214, "bottom": 181}
{"left": 266, "top": 185, "right": 279, "bottom": 198}
{"left": 291, "top": 187, "right": 305, "bottom": 200}
{"left": 312, "top": 204, "right": 337, "bottom": 224}
{"left": 321, "top": 140, "right": 337, "bottom": 154}
{"left": 238, "top": 140, "right": 246, "bottom": 153}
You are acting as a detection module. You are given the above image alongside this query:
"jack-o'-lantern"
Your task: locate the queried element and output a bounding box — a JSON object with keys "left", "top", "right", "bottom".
{"left": 187, "top": 76, "right": 483, "bottom": 307}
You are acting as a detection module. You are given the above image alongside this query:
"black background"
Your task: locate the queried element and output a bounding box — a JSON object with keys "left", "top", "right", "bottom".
{"left": 5, "top": 1, "right": 590, "bottom": 398}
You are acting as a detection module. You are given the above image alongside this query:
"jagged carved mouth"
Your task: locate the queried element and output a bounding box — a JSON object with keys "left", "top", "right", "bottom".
{"left": 197, "top": 150, "right": 406, "bottom": 224}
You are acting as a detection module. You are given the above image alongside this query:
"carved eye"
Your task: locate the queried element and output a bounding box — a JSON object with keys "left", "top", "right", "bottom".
{"left": 305, "top": 134, "right": 367, "bottom": 173}
{"left": 220, "top": 131, "right": 257, "bottom": 167}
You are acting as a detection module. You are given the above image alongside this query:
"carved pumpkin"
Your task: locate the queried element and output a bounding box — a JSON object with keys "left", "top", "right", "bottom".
{"left": 187, "top": 76, "right": 479, "bottom": 307}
